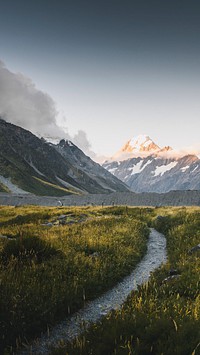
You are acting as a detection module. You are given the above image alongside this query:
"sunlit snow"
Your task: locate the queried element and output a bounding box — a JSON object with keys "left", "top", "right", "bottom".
{"left": 129, "top": 135, "right": 152, "bottom": 150}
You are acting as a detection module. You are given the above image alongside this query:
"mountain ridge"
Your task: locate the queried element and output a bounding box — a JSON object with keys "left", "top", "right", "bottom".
{"left": 103, "top": 135, "right": 200, "bottom": 193}
{"left": 108, "top": 134, "right": 174, "bottom": 162}
{"left": 0, "top": 118, "right": 129, "bottom": 196}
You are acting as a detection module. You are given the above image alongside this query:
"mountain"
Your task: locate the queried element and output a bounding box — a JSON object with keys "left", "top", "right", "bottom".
{"left": 0, "top": 118, "right": 129, "bottom": 196}
{"left": 111, "top": 134, "right": 172, "bottom": 161}
{"left": 103, "top": 135, "right": 200, "bottom": 193}
{"left": 52, "top": 139, "right": 129, "bottom": 193}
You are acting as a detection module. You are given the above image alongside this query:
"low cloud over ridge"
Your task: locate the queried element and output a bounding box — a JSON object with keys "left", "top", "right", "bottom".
{"left": 0, "top": 60, "right": 94, "bottom": 157}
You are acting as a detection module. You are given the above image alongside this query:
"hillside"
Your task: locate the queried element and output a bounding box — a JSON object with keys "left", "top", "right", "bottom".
{"left": 0, "top": 118, "right": 129, "bottom": 196}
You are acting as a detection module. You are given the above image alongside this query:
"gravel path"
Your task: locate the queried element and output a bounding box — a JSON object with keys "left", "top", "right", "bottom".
{"left": 19, "top": 228, "right": 167, "bottom": 355}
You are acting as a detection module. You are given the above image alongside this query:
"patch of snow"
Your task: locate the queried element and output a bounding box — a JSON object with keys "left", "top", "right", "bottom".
{"left": 191, "top": 166, "right": 198, "bottom": 173}
{"left": 127, "top": 159, "right": 152, "bottom": 176}
{"left": 128, "top": 161, "right": 144, "bottom": 175}
{"left": 124, "top": 175, "right": 129, "bottom": 181}
{"left": 0, "top": 176, "right": 29, "bottom": 194}
{"left": 143, "top": 138, "right": 153, "bottom": 148}
{"left": 67, "top": 141, "right": 74, "bottom": 147}
{"left": 129, "top": 135, "right": 150, "bottom": 149}
{"left": 29, "top": 161, "right": 45, "bottom": 176}
{"left": 141, "top": 159, "right": 152, "bottom": 170}
{"left": 181, "top": 166, "right": 189, "bottom": 172}
{"left": 109, "top": 167, "right": 118, "bottom": 174}
{"left": 41, "top": 136, "right": 61, "bottom": 145}
{"left": 154, "top": 162, "right": 177, "bottom": 177}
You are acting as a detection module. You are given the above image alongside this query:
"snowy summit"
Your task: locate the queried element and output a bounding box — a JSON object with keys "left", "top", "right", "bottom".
{"left": 110, "top": 134, "right": 172, "bottom": 162}
{"left": 122, "top": 134, "right": 160, "bottom": 154}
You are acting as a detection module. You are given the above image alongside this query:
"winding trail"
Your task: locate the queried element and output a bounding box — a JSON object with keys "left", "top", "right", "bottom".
{"left": 20, "top": 228, "right": 167, "bottom": 354}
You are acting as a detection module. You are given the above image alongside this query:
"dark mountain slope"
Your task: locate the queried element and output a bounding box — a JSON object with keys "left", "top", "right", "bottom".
{"left": 0, "top": 118, "right": 129, "bottom": 196}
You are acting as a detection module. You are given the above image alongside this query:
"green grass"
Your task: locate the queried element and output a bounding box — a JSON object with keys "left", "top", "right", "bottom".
{"left": 0, "top": 206, "right": 149, "bottom": 353}
{"left": 52, "top": 207, "right": 200, "bottom": 355}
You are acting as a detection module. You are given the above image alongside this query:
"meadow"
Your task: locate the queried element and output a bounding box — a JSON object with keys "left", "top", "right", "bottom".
{"left": 51, "top": 207, "right": 200, "bottom": 355}
{"left": 0, "top": 205, "right": 149, "bottom": 353}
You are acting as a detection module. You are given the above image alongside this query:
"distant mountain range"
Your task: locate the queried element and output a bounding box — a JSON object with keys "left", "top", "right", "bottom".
{"left": 1, "top": 120, "right": 199, "bottom": 196}
{"left": 103, "top": 135, "right": 200, "bottom": 192}
{"left": 0, "top": 118, "right": 128, "bottom": 196}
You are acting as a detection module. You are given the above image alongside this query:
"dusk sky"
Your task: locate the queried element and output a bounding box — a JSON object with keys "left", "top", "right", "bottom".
{"left": 0, "top": 0, "right": 200, "bottom": 157}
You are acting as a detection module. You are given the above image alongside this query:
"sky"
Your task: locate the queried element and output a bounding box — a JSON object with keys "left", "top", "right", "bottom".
{"left": 0, "top": 0, "right": 200, "bottom": 158}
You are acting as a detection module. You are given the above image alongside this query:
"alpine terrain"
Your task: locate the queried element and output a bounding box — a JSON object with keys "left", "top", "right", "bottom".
{"left": 103, "top": 135, "right": 200, "bottom": 192}
{"left": 0, "top": 118, "right": 129, "bottom": 196}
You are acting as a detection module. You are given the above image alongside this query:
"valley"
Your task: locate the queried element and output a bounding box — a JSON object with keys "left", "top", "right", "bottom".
{"left": 1, "top": 2, "right": 199, "bottom": 354}
{"left": 0, "top": 206, "right": 199, "bottom": 354}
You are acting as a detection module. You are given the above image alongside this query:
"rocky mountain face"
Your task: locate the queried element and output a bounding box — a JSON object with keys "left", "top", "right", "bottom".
{"left": 0, "top": 118, "right": 129, "bottom": 196}
{"left": 53, "top": 139, "right": 128, "bottom": 193}
{"left": 103, "top": 135, "right": 200, "bottom": 193}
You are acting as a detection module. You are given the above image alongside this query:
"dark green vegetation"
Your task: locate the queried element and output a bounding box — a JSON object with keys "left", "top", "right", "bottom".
{"left": 0, "top": 118, "right": 128, "bottom": 195}
{"left": 0, "top": 205, "right": 148, "bottom": 353}
{"left": 52, "top": 207, "right": 200, "bottom": 355}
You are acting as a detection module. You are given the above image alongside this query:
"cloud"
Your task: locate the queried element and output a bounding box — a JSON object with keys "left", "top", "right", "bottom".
{"left": 178, "top": 144, "right": 200, "bottom": 158}
{"left": 0, "top": 60, "right": 64, "bottom": 137}
{"left": 73, "top": 130, "right": 96, "bottom": 158}
{"left": 0, "top": 60, "right": 96, "bottom": 158}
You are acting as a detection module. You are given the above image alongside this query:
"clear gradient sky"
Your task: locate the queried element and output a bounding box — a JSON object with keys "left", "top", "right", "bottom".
{"left": 0, "top": 0, "right": 200, "bottom": 157}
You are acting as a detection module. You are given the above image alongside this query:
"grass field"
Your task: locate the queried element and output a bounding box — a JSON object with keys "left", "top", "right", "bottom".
{"left": 0, "top": 205, "right": 149, "bottom": 353}
{"left": 50, "top": 207, "right": 200, "bottom": 355}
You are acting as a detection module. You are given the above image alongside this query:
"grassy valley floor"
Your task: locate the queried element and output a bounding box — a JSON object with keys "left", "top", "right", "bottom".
{"left": 0, "top": 206, "right": 149, "bottom": 353}
{"left": 51, "top": 207, "right": 200, "bottom": 355}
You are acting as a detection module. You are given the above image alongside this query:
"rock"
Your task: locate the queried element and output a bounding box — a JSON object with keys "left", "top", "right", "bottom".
{"left": 0, "top": 235, "right": 16, "bottom": 240}
{"left": 156, "top": 215, "right": 165, "bottom": 221}
{"left": 89, "top": 252, "right": 99, "bottom": 258}
{"left": 53, "top": 220, "right": 59, "bottom": 225}
{"left": 162, "top": 274, "right": 180, "bottom": 284}
{"left": 188, "top": 244, "right": 200, "bottom": 254}
{"left": 57, "top": 214, "right": 67, "bottom": 220}
{"left": 41, "top": 222, "right": 53, "bottom": 227}
{"left": 169, "top": 268, "right": 179, "bottom": 276}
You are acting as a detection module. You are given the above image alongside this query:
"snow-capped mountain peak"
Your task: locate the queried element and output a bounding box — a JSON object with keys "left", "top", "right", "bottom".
{"left": 122, "top": 134, "right": 160, "bottom": 153}
{"left": 110, "top": 134, "right": 167, "bottom": 162}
